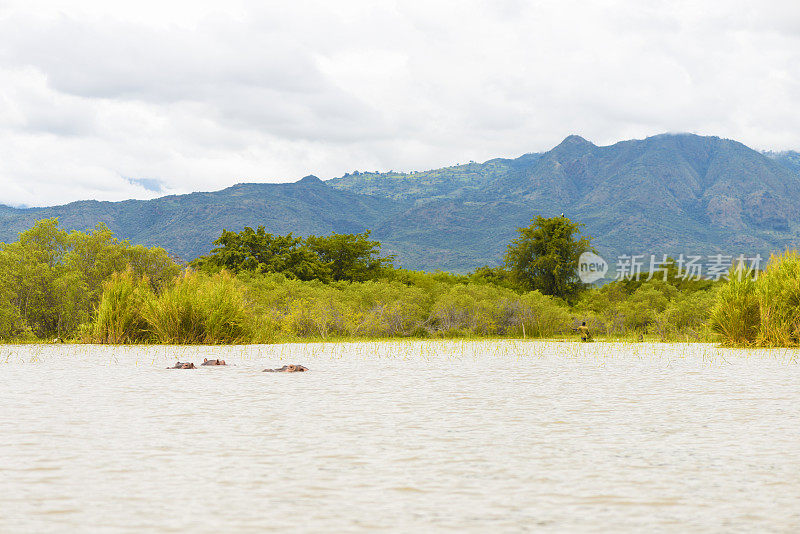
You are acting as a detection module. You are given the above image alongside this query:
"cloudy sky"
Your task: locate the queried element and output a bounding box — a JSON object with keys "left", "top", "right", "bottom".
{"left": 1, "top": 0, "right": 799, "bottom": 207}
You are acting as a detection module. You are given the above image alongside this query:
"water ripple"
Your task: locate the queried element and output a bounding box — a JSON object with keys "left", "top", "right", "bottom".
{"left": 0, "top": 341, "right": 798, "bottom": 532}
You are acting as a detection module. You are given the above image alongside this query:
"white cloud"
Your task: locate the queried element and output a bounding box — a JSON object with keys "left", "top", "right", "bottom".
{"left": 0, "top": 0, "right": 799, "bottom": 206}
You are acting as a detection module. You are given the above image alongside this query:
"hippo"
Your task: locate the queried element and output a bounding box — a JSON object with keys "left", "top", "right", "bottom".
{"left": 168, "top": 362, "right": 196, "bottom": 369}
{"left": 263, "top": 364, "right": 308, "bottom": 373}
{"left": 201, "top": 358, "right": 226, "bottom": 366}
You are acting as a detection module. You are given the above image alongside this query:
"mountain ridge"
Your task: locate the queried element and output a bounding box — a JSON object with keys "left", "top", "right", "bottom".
{"left": 2, "top": 133, "right": 799, "bottom": 271}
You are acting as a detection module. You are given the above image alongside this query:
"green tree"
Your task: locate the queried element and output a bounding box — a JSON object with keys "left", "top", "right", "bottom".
{"left": 0, "top": 250, "right": 26, "bottom": 339}
{"left": 197, "top": 227, "right": 394, "bottom": 283}
{"left": 124, "top": 244, "right": 181, "bottom": 291}
{"left": 468, "top": 265, "right": 515, "bottom": 289}
{"left": 504, "top": 215, "right": 592, "bottom": 302}
{"left": 305, "top": 230, "right": 394, "bottom": 282}
{"left": 3, "top": 219, "right": 71, "bottom": 336}
{"left": 198, "top": 226, "right": 329, "bottom": 281}
{"left": 0, "top": 218, "right": 180, "bottom": 340}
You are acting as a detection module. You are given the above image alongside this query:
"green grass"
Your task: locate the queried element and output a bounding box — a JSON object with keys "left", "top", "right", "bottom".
{"left": 93, "top": 270, "right": 153, "bottom": 344}
{"left": 143, "top": 271, "right": 255, "bottom": 345}
{"left": 710, "top": 251, "right": 800, "bottom": 347}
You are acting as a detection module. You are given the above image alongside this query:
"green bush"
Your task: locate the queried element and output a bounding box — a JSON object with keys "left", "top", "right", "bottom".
{"left": 144, "top": 271, "right": 253, "bottom": 344}
{"left": 709, "top": 266, "right": 760, "bottom": 346}
{"left": 754, "top": 252, "right": 800, "bottom": 346}
{"left": 654, "top": 289, "right": 717, "bottom": 341}
{"left": 431, "top": 284, "right": 506, "bottom": 335}
{"left": 514, "top": 291, "right": 572, "bottom": 337}
{"left": 93, "top": 270, "right": 154, "bottom": 344}
{"left": 283, "top": 294, "right": 344, "bottom": 339}
{"left": 339, "top": 281, "right": 429, "bottom": 337}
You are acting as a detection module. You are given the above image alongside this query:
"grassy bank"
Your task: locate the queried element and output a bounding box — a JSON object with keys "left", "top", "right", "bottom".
{"left": 84, "top": 269, "right": 718, "bottom": 345}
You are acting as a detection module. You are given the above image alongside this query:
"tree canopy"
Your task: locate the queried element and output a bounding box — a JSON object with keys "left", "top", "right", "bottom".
{"left": 199, "top": 226, "right": 328, "bottom": 281}
{"left": 195, "top": 227, "right": 394, "bottom": 283}
{"left": 503, "top": 215, "right": 592, "bottom": 302}
{"left": 306, "top": 231, "right": 394, "bottom": 282}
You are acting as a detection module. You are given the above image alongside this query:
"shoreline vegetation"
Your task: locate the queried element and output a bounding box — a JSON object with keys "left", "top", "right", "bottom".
{"left": 0, "top": 217, "right": 794, "bottom": 348}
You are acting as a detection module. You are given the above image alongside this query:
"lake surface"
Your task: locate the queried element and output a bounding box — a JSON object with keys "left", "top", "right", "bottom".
{"left": 1, "top": 340, "right": 799, "bottom": 533}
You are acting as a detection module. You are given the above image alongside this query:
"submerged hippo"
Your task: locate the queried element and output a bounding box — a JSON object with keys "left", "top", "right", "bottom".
{"left": 168, "top": 362, "right": 196, "bottom": 369}
{"left": 201, "top": 358, "right": 226, "bottom": 366}
{"left": 263, "top": 364, "right": 308, "bottom": 373}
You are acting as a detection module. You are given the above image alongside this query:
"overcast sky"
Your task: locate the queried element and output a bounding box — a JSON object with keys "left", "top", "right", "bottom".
{"left": 1, "top": 0, "right": 799, "bottom": 207}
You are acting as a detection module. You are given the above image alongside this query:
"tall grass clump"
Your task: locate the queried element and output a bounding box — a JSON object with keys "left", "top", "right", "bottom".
{"left": 144, "top": 270, "right": 253, "bottom": 344}
{"left": 709, "top": 265, "right": 759, "bottom": 346}
{"left": 708, "top": 253, "right": 800, "bottom": 347}
{"left": 754, "top": 252, "right": 800, "bottom": 346}
{"left": 93, "top": 270, "right": 154, "bottom": 343}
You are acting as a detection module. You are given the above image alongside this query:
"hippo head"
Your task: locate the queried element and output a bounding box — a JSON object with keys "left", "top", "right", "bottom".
{"left": 202, "top": 358, "right": 226, "bottom": 366}
{"left": 263, "top": 364, "right": 309, "bottom": 372}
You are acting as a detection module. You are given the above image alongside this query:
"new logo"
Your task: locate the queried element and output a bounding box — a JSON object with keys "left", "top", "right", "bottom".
{"left": 577, "top": 252, "right": 608, "bottom": 283}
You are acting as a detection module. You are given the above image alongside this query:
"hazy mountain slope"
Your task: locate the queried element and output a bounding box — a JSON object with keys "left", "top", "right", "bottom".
{"left": 326, "top": 153, "right": 542, "bottom": 205}
{"left": 371, "top": 199, "right": 537, "bottom": 270}
{"left": 555, "top": 135, "right": 800, "bottom": 258}
{"left": 334, "top": 133, "right": 800, "bottom": 270}
{"left": 0, "top": 176, "right": 406, "bottom": 262}
{"left": 2, "top": 133, "right": 799, "bottom": 271}
{"left": 765, "top": 150, "right": 800, "bottom": 176}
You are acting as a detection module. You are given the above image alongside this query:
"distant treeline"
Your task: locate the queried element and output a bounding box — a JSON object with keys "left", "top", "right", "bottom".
{"left": 0, "top": 217, "right": 750, "bottom": 345}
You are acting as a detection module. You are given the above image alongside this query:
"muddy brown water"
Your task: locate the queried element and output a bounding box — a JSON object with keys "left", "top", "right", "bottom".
{"left": 1, "top": 341, "right": 798, "bottom": 532}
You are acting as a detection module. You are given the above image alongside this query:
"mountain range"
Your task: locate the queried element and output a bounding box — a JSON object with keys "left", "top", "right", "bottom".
{"left": 2, "top": 133, "right": 800, "bottom": 272}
